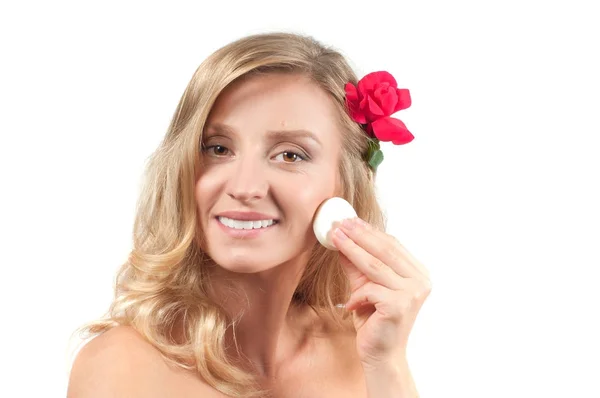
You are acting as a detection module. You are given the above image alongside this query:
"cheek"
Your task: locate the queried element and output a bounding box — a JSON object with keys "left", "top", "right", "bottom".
{"left": 287, "top": 171, "right": 337, "bottom": 222}
{"left": 194, "top": 173, "right": 219, "bottom": 218}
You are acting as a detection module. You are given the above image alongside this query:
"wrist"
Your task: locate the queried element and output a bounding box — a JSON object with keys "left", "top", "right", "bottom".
{"left": 360, "top": 349, "right": 408, "bottom": 374}
{"left": 362, "top": 359, "right": 418, "bottom": 398}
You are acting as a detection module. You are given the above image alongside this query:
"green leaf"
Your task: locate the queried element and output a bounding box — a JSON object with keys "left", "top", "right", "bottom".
{"left": 368, "top": 139, "right": 380, "bottom": 152}
{"left": 368, "top": 149, "right": 384, "bottom": 171}
{"left": 363, "top": 138, "right": 384, "bottom": 172}
{"left": 364, "top": 139, "right": 379, "bottom": 160}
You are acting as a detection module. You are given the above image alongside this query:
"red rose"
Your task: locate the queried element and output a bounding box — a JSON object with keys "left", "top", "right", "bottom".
{"left": 345, "top": 71, "right": 414, "bottom": 145}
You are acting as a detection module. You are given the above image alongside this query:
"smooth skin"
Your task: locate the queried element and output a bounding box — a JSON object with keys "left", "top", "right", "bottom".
{"left": 333, "top": 218, "right": 431, "bottom": 397}
{"left": 67, "top": 72, "right": 430, "bottom": 398}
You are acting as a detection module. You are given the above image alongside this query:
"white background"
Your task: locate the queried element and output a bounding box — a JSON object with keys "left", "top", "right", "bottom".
{"left": 1, "top": 0, "right": 599, "bottom": 397}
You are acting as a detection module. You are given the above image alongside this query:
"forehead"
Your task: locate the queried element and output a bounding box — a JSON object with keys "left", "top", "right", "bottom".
{"left": 206, "top": 73, "right": 341, "bottom": 140}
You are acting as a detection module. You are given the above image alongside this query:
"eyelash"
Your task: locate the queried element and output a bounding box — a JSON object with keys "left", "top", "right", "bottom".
{"left": 201, "top": 144, "right": 309, "bottom": 163}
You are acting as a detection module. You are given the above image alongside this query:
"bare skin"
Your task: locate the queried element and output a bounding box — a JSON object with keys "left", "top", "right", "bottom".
{"left": 68, "top": 73, "right": 370, "bottom": 397}
{"left": 68, "top": 311, "right": 367, "bottom": 397}
{"left": 194, "top": 72, "right": 346, "bottom": 380}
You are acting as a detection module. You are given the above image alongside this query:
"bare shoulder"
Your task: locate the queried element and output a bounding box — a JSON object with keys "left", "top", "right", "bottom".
{"left": 67, "top": 326, "right": 212, "bottom": 397}
{"left": 67, "top": 326, "right": 164, "bottom": 397}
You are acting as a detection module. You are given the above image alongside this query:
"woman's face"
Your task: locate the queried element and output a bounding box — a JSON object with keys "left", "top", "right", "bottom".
{"left": 195, "top": 73, "right": 342, "bottom": 273}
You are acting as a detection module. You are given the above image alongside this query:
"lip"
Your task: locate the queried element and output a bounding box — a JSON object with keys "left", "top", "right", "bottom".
{"left": 216, "top": 211, "right": 279, "bottom": 221}
{"left": 215, "top": 216, "right": 278, "bottom": 239}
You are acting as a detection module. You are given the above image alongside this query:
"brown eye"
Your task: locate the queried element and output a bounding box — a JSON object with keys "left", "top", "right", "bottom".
{"left": 274, "top": 150, "right": 306, "bottom": 163}
{"left": 213, "top": 145, "right": 228, "bottom": 156}
{"left": 283, "top": 152, "right": 298, "bottom": 162}
{"left": 203, "top": 145, "right": 229, "bottom": 156}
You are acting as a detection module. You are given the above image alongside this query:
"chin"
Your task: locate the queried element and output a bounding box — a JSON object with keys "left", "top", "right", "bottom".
{"left": 209, "top": 250, "right": 282, "bottom": 274}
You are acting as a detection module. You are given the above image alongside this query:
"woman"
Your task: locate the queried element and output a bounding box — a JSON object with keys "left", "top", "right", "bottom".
{"left": 67, "top": 32, "right": 431, "bottom": 398}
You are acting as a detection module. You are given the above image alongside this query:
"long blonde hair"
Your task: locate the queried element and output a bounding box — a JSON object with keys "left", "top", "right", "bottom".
{"left": 77, "top": 32, "right": 386, "bottom": 397}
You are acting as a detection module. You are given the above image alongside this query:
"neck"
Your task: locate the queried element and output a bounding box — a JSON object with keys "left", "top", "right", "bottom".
{"left": 207, "top": 251, "right": 313, "bottom": 379}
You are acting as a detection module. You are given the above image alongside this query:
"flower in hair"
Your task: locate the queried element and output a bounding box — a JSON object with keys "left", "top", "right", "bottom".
{"left": 345, "top": 71, "right": 414, "bottom": 170}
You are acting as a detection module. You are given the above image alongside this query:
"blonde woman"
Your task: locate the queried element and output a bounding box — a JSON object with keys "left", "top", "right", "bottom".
{"left": 67, "top": 32, "right": 431, "bottom": 398}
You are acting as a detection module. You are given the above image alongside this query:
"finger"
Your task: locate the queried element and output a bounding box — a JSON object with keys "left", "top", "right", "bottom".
{"left": 340, "top": 218, "right": 425, "bottom": 279}
{"left": 345, "top": 281, "right": 408, "bottom": 317}
{"left": 338, "top": 252, "right": 370, "bottom": 292}
{"left": 332, "top": 228, "right": 404, "bottom": 290}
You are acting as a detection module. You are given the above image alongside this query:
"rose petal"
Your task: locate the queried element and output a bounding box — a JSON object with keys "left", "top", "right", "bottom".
{"left": 365, "top": 122, "right": 375, "bottom": 137}
{"left": 344, "top": 83, "right": 359, "bottom": 112}
{"left": 367, "top": 95, "right": 385, "bottom": 117}
{"left": 373, "top": 85, "right": 398, "bottom": 116}
{"left": 357, "top": 71, "right": 398, "bottom": 94}
{"left": 392, "top": 132, "right": 414, "bottom": 145}
{"left": 350, "top": 110, "right": 367, "bottom": 124}
{"left": 393, "top": 88, "right": 412, "bottom": 112}
{"left": 357, "top": 95, "right": 370, "bottom": 122}
{"left": 345, "top": 83, "right": 359, "bottom": 102}
{"left": 370, "top": 117, "right": 414, "bottom": 144}
{"left": 345, "top": 83, "right": 368, "bottom": 124}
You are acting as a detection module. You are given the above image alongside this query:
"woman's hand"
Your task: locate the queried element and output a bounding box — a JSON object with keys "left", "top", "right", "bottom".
{"left": 332, "top": 217, "right": 432, "bottom": 369}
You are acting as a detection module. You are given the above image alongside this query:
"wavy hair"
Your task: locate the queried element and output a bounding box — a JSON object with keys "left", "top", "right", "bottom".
{"left": 76, "top": 32, "right": 386, "bottom": 397}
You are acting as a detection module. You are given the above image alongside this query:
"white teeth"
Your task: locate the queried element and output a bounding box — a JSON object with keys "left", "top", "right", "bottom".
{"left": 218, "top": 216, "right": 275, "bottom": 230}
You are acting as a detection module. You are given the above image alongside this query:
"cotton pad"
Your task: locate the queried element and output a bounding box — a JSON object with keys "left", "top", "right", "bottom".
{"left": 312, "top": 197, "right": 357, "bottom": 251}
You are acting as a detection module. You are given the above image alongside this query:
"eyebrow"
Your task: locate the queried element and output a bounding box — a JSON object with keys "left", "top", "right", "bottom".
{"left": 205, "top": 123, "right": 322, "bottom": 146}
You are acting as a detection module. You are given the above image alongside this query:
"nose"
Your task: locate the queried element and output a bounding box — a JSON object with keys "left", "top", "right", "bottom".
{"left": 225, "top": 155, "right": 268, "bottom": 203}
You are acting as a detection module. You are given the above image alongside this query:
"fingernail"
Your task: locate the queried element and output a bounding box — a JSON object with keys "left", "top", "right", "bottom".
{"left": 335, "top": 228, "right": 348, "bottom": 240}
{"left": 354, "top": 218, "right": 368, "bottom": 227}
{"left": 341, "top": 219, "right": 355, "bottom": 229}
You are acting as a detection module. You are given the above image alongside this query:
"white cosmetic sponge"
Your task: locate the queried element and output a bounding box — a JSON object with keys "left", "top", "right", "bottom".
{"left": 312, "top": 197, "right": 357, "bottom": 251}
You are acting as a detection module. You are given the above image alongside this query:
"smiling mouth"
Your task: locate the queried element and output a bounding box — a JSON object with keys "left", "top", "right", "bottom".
{"left": 216, "top": 216, "right": 279, "bottom": 230}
